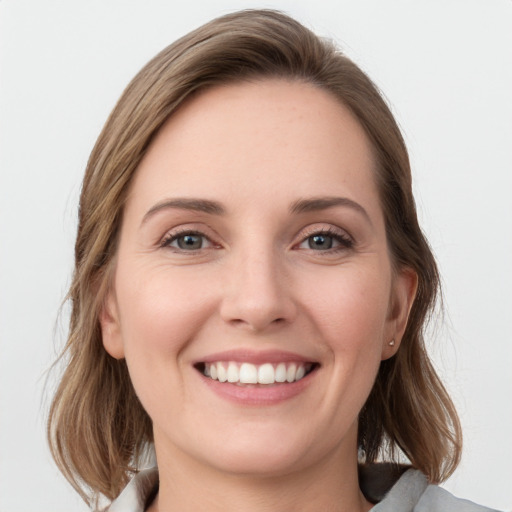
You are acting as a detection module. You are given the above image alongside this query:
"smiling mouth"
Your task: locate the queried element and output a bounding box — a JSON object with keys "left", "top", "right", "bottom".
{"left": 195, "top": 361, "right": 318, "bottom": 386}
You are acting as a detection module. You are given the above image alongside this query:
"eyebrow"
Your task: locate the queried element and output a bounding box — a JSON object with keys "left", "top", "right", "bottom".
{"left": 290, "top": 196, "right": 372, "bottom": 224}
{"left": 141, "top": 195, "right": 371, "bottom": 226}
{"left": 141, "top": 198, "right": 225, "bottom": 225}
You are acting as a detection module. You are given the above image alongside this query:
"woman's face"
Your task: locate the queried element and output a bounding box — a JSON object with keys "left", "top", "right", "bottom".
{"left": 101, "top": 80, "right": 415, "bottom": 477}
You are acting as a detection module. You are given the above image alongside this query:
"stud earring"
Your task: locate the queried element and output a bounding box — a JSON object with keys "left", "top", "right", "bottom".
{"left": 389, "top": 339, "right": 395, "bottom": 346}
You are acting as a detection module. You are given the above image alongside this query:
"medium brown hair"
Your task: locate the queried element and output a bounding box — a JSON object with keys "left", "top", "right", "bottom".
{"left": 48, "top": 9, "right": 461, "bottom": 506}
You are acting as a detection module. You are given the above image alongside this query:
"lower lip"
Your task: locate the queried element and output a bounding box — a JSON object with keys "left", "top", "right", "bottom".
{"left": 199, "top": 368, "right": 317, "bottom": 406}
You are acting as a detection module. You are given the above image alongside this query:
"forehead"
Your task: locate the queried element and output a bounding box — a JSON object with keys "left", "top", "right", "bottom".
{"left": 127, "top": 79, "right": 380, "bottom": 219}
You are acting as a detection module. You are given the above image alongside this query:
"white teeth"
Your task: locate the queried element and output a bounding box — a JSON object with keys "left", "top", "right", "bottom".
{"left": 227, "top": 362, "right": 239, "bottom": 383}
{"left": 202, "top": 361, "right": 312, "bottom": 385}
{"left": 275, "top": 363, "right": 287, "bottom": 383}
{"left": 239, "top": 363, "right": 258, "bottom": 384}
{"left": 258, "top": 363, "right": 275, "bottom": 384}
{"left": 286, "top": 363, "right": 297, "bottom": 383}
{"left": 217, "top": 364, "right": 228, "bottom": 383}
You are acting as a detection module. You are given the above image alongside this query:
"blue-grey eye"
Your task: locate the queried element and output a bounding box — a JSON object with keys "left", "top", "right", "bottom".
{"left": 297, "top": 229, "right": 353, "bottom": 252}
{"left": 176, "top": 234, "right": 204, "bottom": 250}
{"left": 308, "top": 234, "right": 334, "bottom": 250}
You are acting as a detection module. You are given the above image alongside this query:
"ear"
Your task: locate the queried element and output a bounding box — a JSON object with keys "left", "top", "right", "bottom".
{"left": 99, "top": 290, "right": 125, "bottom": 359}
{"left": 381, "top": 267, "right": 418, "bottom": 360}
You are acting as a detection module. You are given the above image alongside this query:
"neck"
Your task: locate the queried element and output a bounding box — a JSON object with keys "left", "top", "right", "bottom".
{"left": 148, "top": 432, "right": 372, "bottom": 512}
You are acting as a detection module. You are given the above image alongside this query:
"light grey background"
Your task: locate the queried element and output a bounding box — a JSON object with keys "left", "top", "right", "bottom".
{"left": 1, "top": 1, "right": 511, "bottom": 510}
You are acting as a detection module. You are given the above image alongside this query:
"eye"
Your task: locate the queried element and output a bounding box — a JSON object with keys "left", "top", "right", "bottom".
{"left": 307, "top": 234, "right": 335, "bottom": 250}
{"left": 297, "top": 228, "right": 353, "bottom": 252}
{"left": 161, "top": 231, "right": 213, "bottom": 251}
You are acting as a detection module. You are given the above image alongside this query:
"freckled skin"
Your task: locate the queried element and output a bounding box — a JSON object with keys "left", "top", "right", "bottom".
{"left": 101, "top": 80, "right": 416, "bottom": 512}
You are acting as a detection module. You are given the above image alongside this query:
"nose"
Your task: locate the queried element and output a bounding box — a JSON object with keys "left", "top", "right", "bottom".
{"left": 219, "top": 247, "right": 297, "bottom": 332}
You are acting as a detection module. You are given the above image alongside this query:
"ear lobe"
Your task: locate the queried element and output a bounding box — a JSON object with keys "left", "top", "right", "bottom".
{"left": 99, "top": 292, "right": 125, "bottom": 359}
{"left": 382, "top": 267, "right": 418, "bottom": 360}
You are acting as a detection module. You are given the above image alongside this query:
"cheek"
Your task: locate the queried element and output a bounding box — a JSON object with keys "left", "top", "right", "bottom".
{"left": 286, "top": 262, "right": 392, "bottom": 447}
{"left": 298, "top": 261, "right": 391, "bottom": 414}
{"left": 115, "top": 262, "right": 216, "bottom": 365}
{"left": 112, "top": 263, "right": 219, "bottom": 420}
{"left": 301, "top": 262, "right": 392, "bottom": 350}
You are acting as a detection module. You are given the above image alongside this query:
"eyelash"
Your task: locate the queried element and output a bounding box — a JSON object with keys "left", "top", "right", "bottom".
{"left": 159, "top": 226, "right": 354, "bottom": 253}
{"left": 160, "top": 229, "right": 214, "bottom": 252}
{"left": 296, "top": 226, "right": 354, "bottom": 253}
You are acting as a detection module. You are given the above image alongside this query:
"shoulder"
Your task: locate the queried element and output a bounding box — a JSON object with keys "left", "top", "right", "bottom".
{"left": 104, "top": 465, "right": 501, "bottom": 512}
{"left": 417, "top": 483, "right": 501, "bottom": 512}
{"left": 370, "top": 468, "right": 501, "bottom": 512}
{"left": 104, "top": 467, "right": 158, "bottom": 512}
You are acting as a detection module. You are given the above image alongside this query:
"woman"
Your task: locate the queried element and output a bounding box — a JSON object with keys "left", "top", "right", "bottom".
{"left": 47, "top": 9, "right": 499, "bottom": 512}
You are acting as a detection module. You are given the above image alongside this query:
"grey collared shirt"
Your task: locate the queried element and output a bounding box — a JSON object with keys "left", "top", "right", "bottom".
{"left": 106, "top": 466, "right": 500, "bottom": 512}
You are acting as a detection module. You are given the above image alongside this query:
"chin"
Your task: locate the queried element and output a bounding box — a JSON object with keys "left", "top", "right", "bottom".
{"left": 207, "top": 444, "right": 308, "bottom": 477}
{"left": 191, "top": 422, "right": 330, "bottom": 478}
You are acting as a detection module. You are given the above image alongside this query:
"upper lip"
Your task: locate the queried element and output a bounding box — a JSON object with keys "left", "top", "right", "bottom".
{"left": 196, "top": 349, "right": 318, "bottom": 365}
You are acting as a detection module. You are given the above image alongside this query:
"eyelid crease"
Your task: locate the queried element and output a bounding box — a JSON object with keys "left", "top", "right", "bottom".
{"left": 297, "top": 224, "right": 354, "bottom": 243}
